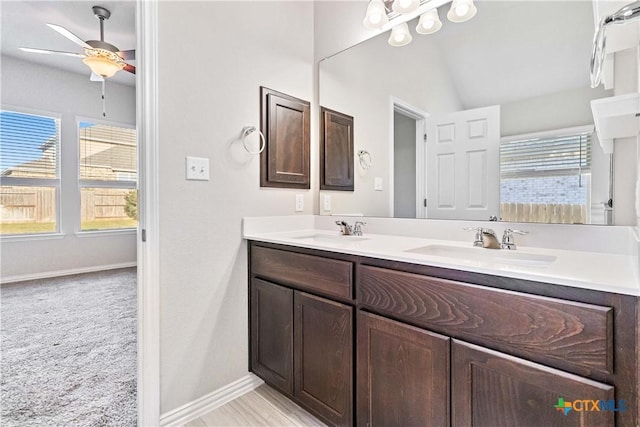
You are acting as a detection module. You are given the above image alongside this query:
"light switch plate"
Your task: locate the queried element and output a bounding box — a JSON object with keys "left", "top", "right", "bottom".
{"left": 374, "top": 177, "right": 383, "bottom": 191}
{"left": 323, "top": 195, "right": 331, "bottom": 211}
{"left": 295, "top": 194, "right": 304, "bottom": 212}
{"left": 186, "top": 156, "right": 210, "bottom": 181}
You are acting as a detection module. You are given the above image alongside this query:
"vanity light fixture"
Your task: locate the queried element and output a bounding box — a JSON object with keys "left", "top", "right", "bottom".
{"left": 363, "top": 0, "right": 477, "bottom": 47}
{"left": 392, "top": 0, "right": 420, "bottom": 14}
{"left": 363, "top": 0, "right": 389, "bottom": 29}
{"left": 388, "top": 22, "right": 413, "bottom": 46}
{"left": 416, "top": 9, "right": 443, "bottom": 34}
{"left": 447, "top": 0, "right": 477, "bottom": 23}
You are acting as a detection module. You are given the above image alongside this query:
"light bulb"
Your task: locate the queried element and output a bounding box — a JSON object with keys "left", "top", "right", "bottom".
{"left": 447, "top": 0, "right": 477, "bottom": 23}
{"left": 363, "top": 0, "right": 389, "bottom": 29}
{"left": 455, "top": 4, "right": 469, "bottom": 17}
{"left": 388, "top": 23, "right": 412, "bottom": 47}
{"left": 392, "top": 0, "right": 419, "bottom": 14}
{"left": 416, "top": 9, "right": 442, "bottom": 35}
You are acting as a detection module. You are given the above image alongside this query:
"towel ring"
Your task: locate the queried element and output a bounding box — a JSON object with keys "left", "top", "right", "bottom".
{"left": 241, "top": 126, "right": 266, "bottom": 155}
{"left": 358, "top": 150, "right": 372, "bottom": 170}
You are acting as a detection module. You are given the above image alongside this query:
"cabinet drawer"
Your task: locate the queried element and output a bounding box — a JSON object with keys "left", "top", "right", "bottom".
{"left": 358, "top": 265, "right": 613, "bottom": 374}
{"left": 252, "top": 246, "right": 353, "bottom": 299}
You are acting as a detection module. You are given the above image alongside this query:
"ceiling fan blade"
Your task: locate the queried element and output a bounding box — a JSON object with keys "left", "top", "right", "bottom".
{"left": 117, "top": 50, "right": 135, "bottom": 61}
{"left": 90, "top": 72, "right": 104, "bottom": 82}
{"left": 123, "top": 63, "right": 136, "bottom": 75}
{"left": 46, "top": 23, "right": 92, "bottom": 49}
{"left": 20, "top": 47, "right": 85, "bottom": 58}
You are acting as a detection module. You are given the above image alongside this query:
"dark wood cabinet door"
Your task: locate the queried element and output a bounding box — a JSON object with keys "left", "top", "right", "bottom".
{"left": 250, "top": 278, "right": 293, "bottom": 395}
{"left": 357, "top": 311, "right": 450, "bottom": 427}
{"left": 294, "top": 291, "right": 353, "bottom": 426}
{"left": 260, "top": 87, "right": 310, "bottom": 189}
{"left": 451, "top": 340, "right": 615, "bottom": 427}
{"left": 320, "top": 107, "right": 354, "bottom": 191}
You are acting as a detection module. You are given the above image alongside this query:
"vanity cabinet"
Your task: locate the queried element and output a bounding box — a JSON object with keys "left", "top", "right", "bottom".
{"left": 249, "top": 244, "right": 354, "bottom": 426}
{"left": 356, "top": 311, "right": 450, "bottom": 427}
{"left": 248, "top": 242, "right": 639, "bottom": 426}
{"left": 452, "top": 340, "right": 614, "bottom": 427}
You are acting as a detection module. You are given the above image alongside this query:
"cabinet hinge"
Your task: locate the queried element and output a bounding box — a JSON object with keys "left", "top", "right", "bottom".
{"left": 141, "top": 229, "right": 147, "bottom": 242}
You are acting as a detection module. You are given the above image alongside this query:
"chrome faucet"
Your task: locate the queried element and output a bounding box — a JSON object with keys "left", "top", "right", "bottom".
{"left": 335, "top": 220, "right": 367, "bottom": 236}
{"left": 464, "top": 227, "right": 500, "bottom": 249}
{"left": 353, "top": 221, "right": 367, "bottom": 236}
{"left": 501, "top": 229, "right": 528, "bottom": 250}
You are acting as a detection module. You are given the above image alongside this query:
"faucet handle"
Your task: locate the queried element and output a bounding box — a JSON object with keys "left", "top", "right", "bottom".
{"left": 463, "top": 227, "right": 484, "bottom": 247}
{"left": 353, "top": 221, "right": 367, "bottom": 236}
{"left": 501, "top": 228, "right": 528, "bottom": 250}
{"left": 503, "top": 228, "right": 528, "bottom": 236}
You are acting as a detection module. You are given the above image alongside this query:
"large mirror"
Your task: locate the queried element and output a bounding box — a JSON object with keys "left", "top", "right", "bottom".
{"left": 319, "top": 0, "right": 635, "bottom": 225}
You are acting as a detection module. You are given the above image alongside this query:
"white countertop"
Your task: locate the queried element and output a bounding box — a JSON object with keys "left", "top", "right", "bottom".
{"left": 243, "top": 220, "right": 640, "bottom": 296}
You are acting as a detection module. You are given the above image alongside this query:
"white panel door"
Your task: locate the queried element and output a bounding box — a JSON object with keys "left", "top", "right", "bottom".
{"left": 426, "top": 105, "right": 500, "bottom": 220}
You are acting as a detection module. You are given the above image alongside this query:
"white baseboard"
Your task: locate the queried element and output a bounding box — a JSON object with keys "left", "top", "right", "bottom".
{"left": 0, "top": 262, "right": 138, "bottom": 284}
{"left": 160, "top": 373, "right": 265, "bottom": 426}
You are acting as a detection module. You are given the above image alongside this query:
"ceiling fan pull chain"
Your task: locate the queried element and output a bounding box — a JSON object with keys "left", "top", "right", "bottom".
{"left": 102, "top": 80, "right": 106, "bottom": 117}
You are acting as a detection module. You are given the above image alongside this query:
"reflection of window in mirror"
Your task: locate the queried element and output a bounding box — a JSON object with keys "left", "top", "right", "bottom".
{"left": 500, "top": 126, "right": 595, "bottom": 225}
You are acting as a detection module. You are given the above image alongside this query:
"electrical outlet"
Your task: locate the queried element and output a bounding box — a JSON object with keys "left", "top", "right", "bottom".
{"left": 185, "top": 156, "right": 210, "bottom": 181}
{"left": 295, "top": 194, "right": 304, "bottom": 212}
{"left": 374, "top": 177, "right": 383, "bottom": 191}
{"left": 323, "top": 195, "right": 331, "bottom": 211}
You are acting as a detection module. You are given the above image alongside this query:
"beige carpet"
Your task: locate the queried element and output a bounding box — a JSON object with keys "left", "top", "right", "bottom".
{"left": 1, "top": 268, "right": 137, "bottom": 426}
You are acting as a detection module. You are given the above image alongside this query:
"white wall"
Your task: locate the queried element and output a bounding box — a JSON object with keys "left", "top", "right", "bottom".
{"left": 157, "top": 1, "right": 315, "bottom": 413}
{"left": 0, "top": 56, "right": 136, "bottom": 281}
{"left": 313, "top": 0, "right": 373, "bottom": 63}
{"left": 501, "top": 86, "right": 611, "bottom": 137}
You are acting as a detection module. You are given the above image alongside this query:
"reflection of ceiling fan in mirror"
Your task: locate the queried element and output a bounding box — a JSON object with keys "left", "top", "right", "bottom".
{"left": 20, "top": 5, "right": 135, "bottom": 82}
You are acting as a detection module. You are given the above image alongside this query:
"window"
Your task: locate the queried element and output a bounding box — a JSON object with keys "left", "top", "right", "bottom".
{"left": 500, "top": 127, "right": 592, "bottom": 224}
{"left": 78, "top": 121, "right": 137, "bottom": 231}
{"left": 0, "top": 110, "right": 60, "bottom": 235}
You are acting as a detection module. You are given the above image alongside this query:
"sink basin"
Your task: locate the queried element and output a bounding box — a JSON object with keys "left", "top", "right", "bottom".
{"left": 292, "top": 233, "right": 370, "bottom": 244}
{"left": 405, "top": 244, "right": 556, "bottom": 267}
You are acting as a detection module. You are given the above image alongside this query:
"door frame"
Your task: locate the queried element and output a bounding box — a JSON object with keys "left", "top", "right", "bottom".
{"left": 136, "top": 0, "right": 160, "bottom": 425}
{"left": 389, "top": 97, "right": 429, "bottom": 218}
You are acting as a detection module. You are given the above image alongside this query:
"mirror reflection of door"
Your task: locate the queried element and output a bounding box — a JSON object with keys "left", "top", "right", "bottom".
{"left": 392, "top": 100, "right": 428, "bottom": 218}
{"left": 426, "top": 105, "right": 500, "bottom": 220}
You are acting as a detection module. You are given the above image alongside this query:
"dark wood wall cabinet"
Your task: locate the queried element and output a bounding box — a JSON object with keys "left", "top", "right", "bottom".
{"left": 320, "top": 107, "right": 354, "bottom": 191}
{"left": 260, "top": 87, "right": 310, "bottom": 189}
{"left": 248, "top": 241, "right": 639, "bottom": 426}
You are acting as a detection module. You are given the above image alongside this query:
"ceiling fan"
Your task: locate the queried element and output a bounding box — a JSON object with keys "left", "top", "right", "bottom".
{"left": 20, "top": 5, "right": 135, "bottom": 81}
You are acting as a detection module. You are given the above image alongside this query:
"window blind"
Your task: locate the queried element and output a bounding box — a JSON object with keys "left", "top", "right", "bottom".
{"left": 500, "top": 132, "right": 592, "bottom": 179}
{"left": 79, "top": 122, "right": 137, "bottom": 182}
{"left": 0, "top": 110, "right": 60, "bottom": 179}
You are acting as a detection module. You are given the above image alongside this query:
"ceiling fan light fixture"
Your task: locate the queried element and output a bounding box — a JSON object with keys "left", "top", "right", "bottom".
{"left": 82, "top": 51, "right": 124, "bottom": 78}
{"left": 416, "top": 9, "right": 443, "bottom": 34}
{"left": 447, "top": 0, "right": 477, "bottom": 23}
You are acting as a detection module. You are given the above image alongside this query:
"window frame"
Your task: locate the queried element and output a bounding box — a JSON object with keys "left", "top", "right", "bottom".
{"left": 0, "top": 105, "right": 62, "bottom": 238}
{"left": 500, "top": 125, "right": 594, "bottom": 179}
{"left": 76, "top": 116, "right": 137, "bottom": 233}
{"left": 499, "top": 124, "right": 594, "bottom": 224}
